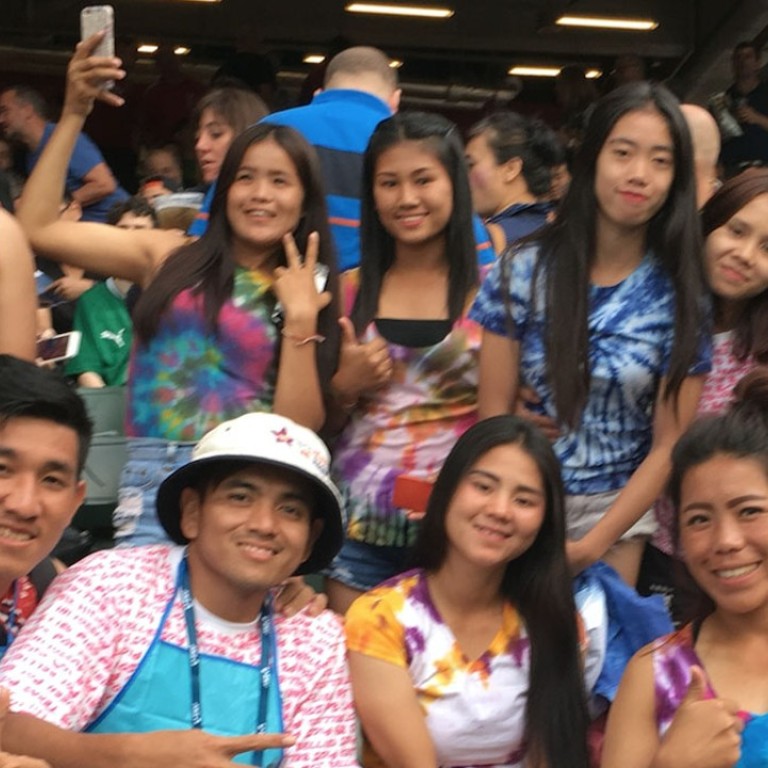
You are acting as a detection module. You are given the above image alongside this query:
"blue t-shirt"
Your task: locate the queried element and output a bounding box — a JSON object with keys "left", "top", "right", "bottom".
{"left": 487, "top": 201, "right": 553, "bottom": 247}
{"left": 27, "top": 123, "right": 127, "bottom": 223}
{"left": 469, "top": 245, "right": 712, "bottom": 494}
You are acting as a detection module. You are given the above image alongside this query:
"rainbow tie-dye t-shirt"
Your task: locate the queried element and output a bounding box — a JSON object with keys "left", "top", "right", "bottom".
{"left": 346, "top": 569, "right": 529, "bottom": 768}
{"left": 126, "top": 267, "right": 279, "bottom": 441}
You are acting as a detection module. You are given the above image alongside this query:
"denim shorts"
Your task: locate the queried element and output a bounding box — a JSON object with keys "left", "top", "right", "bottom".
{"left": 113, "top": 438, "right": 195, "bottom": 548}
{"left": 324, "top": 537, "right": 411, "bottom": 592}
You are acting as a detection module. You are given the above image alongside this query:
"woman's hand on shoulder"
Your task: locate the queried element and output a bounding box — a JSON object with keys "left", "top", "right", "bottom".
{"left": 651, "top": 667, "right": 742, "bottom": 768}
{"left": 65, "top": 34, "right": 125, "bottom": 117}
{"left": 272, "top": 232, "right": 331, "bottom": 328}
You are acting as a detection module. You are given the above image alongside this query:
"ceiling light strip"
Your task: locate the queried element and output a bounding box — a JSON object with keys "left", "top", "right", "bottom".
{"left": 345, "top": 3, "right": 454, "bottom": 19}
{"left": 556, "top": 15, "right": 658, "bottom": 31}
{"left": 508, "top": 65, "right": 602, "bottom": 78}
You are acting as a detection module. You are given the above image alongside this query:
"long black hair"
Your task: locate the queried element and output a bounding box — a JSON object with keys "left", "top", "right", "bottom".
{"left": 509, "top": 82, "right": 707, "bottom": 427}
{"left": 411, "top": 415, "right": 590, "bottom": 768}
{"left": 701, "top": 167, "right": 768, "bottom": 363}
{"left": 351, "top": 111, "right": 478, "bottom": 334}
{"left": 133, "top": 123, "right": 340, "bottom": 384}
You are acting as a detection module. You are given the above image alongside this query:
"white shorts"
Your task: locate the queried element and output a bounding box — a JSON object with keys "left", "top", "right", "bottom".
{"left": 566, "top": 489, "right": 657, "bottom": 543}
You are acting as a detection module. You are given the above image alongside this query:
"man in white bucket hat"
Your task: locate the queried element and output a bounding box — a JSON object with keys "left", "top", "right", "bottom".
{"left": 0, "top": 413, "right": 358, "bottom": 768}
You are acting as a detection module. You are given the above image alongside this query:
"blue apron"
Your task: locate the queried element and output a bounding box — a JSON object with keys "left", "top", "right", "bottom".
{"left": 87, "top": 552, "right": 284, "bottom": 767}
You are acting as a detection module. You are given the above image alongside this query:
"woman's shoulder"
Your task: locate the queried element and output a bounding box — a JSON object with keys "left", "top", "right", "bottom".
{"left": 630, "top": 625, "right": 696, "bottom": 680}
{"left": 349, "top": 569, "right": 425, "bottom": 615}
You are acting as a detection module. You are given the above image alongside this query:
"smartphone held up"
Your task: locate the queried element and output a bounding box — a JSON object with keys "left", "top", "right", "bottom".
{"left": 80, "top": 5, "right": 115, "bottom": 88}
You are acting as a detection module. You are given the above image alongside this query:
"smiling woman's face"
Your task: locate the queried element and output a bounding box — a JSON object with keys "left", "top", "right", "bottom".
{"left": 443, "top": 443, "right": 546, "bottom": 574}
{"left": 705, "top": 193, "right": 768, "bottom": 303}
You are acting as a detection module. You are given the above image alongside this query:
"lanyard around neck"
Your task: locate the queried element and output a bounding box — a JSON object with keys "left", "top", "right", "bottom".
{"left": 178, "top": 552, "right": 275, "bottom": 746}
{"left": 1, "top": 580, "right": 20, "bottom": 655}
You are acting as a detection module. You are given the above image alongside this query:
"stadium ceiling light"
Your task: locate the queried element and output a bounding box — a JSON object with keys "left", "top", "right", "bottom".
{"left": 556, "top": 15, "right": 658, "bottom": 31}
{"left": 345, "top": 3, "right": 454, "bottom": 19}
{"left": 508, "top": 65, "right": 603, "bottom": 78}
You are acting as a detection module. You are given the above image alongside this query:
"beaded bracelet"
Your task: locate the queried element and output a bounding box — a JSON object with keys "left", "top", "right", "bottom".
{"left": 281, "top": 330, "right": 326, "bottom": 346}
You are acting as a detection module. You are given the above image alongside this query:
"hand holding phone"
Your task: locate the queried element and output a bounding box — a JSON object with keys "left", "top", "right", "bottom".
{"left": 36, "top": 332, "right": 82, "bottom": 364}
{"left": 80, "top": 6, "right": 115, "bottom": 89}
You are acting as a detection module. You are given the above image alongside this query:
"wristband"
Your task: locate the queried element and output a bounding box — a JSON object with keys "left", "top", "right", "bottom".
{"left": 281, "top": 330, "right": 326, "bottom": 346}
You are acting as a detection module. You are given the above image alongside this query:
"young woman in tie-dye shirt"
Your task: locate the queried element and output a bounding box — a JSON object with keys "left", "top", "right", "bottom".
{"left": 603, "top": 369, "right": 768, "bottom": 768}
{"left": 470, "top": 82, "right": 712, "bottom": 585}
{"left": 16, "top": 41, "right": 340, "bottom": 545}
{"left": 326, "top": 112, "right": 487, "bottom": 613}
{"left": 346, "top": 416, "right": 591, "bottom": 768}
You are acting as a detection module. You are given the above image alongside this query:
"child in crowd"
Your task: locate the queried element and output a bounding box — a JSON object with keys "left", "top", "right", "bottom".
{"left": 346, "top": 415, "right": 592, "bottom": 768}
{"left": 326, "top": 112, "right": 486, "bottom": 613}
{"left": 603, "top": 367, "right": 768, "bottom": 768}
{"left": 65, "top": 196, "right": 156, "bottom": 388}
{"left": 15, "top": 35, "right": 340, "bottom": 546}
{"left": 470, "top": 81, "right": 712, "bottom": 585}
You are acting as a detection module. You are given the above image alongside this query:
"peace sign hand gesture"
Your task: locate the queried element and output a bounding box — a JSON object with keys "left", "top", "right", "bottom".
{"left": 272, "top": 232, "right": 331, "bottom": 332}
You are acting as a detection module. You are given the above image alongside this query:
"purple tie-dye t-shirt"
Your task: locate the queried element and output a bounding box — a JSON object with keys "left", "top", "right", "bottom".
{"left": 653, "top": 626, "right": 768, "bottom": 768}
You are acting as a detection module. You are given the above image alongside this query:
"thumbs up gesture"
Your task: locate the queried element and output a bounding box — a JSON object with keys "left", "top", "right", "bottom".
{"left": 0, "top": 688, "right": 52, "bottom": 768}
{"left": 330, "top": 317, "right": 393, "bottom": 409}
{"left": 653, "top": 667, "right": 742, "bottom": 768}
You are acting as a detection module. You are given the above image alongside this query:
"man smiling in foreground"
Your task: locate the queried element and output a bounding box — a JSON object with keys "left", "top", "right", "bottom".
{"left": 0, "top": 412, "right": 357, "bottom": 768}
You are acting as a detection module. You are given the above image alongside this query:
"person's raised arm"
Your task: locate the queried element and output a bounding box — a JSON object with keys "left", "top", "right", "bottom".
{"left": 0, "top": 210, "right": 36, "bottom": 361}
{"left": 271, "top": 232, "right": 333, "bottom": 432}
{"left": 15, "top": 35, "right": 184, "bottom": 288}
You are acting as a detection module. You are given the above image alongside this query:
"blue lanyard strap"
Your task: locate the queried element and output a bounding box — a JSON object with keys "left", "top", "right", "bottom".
{"left": 178, "top": 553, "right": 275, "bottom": 743}
{"left": 3, "top": 580, "right": 20, "bottom": 647}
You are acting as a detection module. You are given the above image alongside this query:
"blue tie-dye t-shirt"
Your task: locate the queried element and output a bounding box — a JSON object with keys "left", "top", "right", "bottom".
{"left": 469, "top": 245, "right": 712, "bottom": 495}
